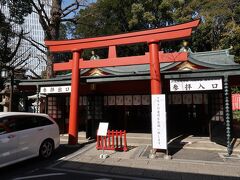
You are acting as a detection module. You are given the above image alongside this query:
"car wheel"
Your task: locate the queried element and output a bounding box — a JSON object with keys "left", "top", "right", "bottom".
{"left": 39, "top": 139, "right": 54, "bottom": 159}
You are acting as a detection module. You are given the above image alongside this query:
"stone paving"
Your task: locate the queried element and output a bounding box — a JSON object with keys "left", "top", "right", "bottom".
{"left": 55, "top": 133, "right": 240, "bottom": 179}
{"left": 50, "top": 143, "right": 240, "bottom": 179}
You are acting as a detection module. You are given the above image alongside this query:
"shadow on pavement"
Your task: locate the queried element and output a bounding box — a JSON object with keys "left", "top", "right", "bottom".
{"left": 49, "top": 159, "right": 240, "bottom": 180}
{"left": 0, "top": 141, "right": 95, "bottom": 179}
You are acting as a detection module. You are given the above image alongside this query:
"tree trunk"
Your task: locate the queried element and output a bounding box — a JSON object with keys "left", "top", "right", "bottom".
{"left": 45, "top": 0, "right": 61, "bottom": 79}
{"left": 46, "top": 52, "right": 54, "bottom": 79}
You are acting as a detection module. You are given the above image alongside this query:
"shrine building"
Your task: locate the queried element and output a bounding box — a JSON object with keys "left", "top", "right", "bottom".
{"left": 7, "top": 20, "right": 240, "bottom": 154}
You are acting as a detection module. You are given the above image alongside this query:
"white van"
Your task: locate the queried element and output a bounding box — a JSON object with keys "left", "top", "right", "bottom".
{"left": 0, "top": 112, "right": 60, "bottom": 168}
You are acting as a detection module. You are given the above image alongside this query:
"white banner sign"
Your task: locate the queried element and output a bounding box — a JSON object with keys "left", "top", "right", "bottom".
{"left": 40, "top": 86, "right": 71, "bottom": 94}
{"left": 170, "top": 78, "right": 222, "bottom": 92}
{"left": 151, "top": 94, "right": 167, "bottom": 149}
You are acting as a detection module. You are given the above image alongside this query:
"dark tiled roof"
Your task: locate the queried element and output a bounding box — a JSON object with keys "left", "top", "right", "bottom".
{"left": 188, "top": 49, "right": 238, "bottom": 68}
{"left": 17, "top": 49, "right": 240, "bottom": 86}
{"left": 96, "top": 49, "right": 239, "bottom": 75}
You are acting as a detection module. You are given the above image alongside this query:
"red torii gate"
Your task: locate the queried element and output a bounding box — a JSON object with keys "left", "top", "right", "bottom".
{"left": 45, "top": 20, "right": 200, "bottom": 145}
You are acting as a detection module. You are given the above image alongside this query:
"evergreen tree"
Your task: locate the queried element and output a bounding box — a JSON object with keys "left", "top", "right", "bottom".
{"left": 74, "top": 0, "right": 240, "bottom": 62}
{"left": 0, "top": 0, "right": 32, "bottom": 67}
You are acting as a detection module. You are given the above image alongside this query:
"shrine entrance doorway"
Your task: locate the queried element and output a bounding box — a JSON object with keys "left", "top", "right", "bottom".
{"left": 167, "top": 93, "right": 209, "bottom": 139}
{"left": 104, "top": 105, "right": 151, "bottom": 133}
{"left": 167, "top": 91, "right": 226, "bottom": 146}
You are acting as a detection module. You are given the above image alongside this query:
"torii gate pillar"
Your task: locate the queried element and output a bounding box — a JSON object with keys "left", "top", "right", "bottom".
{"left": 68, "top": 50, "right": 80, "bottom": 144}
{"left": 149, "top": 41, "right": 162, "bottom": 94}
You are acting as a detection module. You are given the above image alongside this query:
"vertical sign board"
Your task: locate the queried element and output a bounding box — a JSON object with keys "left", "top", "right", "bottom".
{"left": 151, "top": 94, "right": 167, "bottom": 149}
{"left": 97, "top": 122, "right": 109, "bottom": 136}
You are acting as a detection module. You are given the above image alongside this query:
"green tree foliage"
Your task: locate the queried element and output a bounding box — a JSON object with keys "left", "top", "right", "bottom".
{"left": 0, "top": 12, "right": 12, "bottom": 64}
{"left": 0, "top": 0, "right": 32, "bottom": 65}
{"left": 75, "top": 0, "right": 134, "bottom": 38}
{"left": 75, "top": 0, "right": 184, "bottom": 37}
{"left": 0, "top": 0, "right": 32, "bottom": 90}
{"left": 176, "top": 0, "right": 240, "bottom": 62}
{"left": 74, "top": 0, "right": 240, "bottom": 61}
{"left": 129, "top": 0, "right": 184, "bottom": 29}
{"left": 0, "top": 0, "right": 32, "bottom": 24}
{"left": 1, "top": 0, "right": 32, "bottom": 24}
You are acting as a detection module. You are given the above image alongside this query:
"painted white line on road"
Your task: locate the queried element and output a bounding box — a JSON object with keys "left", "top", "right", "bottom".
{"left": 13, "top": 173, "right": 66, "bottom": 180}
{"left": 48, "top": 167, "right": 157, "bottom": 180}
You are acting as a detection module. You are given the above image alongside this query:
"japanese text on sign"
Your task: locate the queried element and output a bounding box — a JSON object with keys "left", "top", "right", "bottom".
{"left": 170, "top": 78, "right": 222, "bottom": 92}
{"left": 40, "top": 86, "right": 71, "bottom": 94}
{"left": 151, "top": 94, "right": 167, "bottom": 149}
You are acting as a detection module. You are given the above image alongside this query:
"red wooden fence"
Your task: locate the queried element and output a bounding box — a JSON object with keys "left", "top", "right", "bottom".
{"left": 232, "top": 94, "right": 240, "bottom": 111}
{"left": 96, "top": 130, "right": 128, "bottom": 151}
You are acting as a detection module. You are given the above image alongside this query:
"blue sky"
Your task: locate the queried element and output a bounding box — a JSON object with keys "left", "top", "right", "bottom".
{"left": 62, "top": 0, "right": 95, "bottom": 18}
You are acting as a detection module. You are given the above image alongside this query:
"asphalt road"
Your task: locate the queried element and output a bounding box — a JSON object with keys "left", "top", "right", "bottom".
{"left": 0, "top": 144, "right": 154, "bottom": 180}
{"left": 0, "top": 144, "right": 107, "bottom": 180}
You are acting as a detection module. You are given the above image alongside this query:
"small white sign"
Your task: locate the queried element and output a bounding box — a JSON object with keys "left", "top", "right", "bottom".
{"left": 97, "top": 122, "right": 109, "bottom": 136}
{"left": 116, "top": 96, "right": 124, "bottom": 105}
{"left": 142, "top": 95, "right": 150, "bottom": 105}
{"left": 40, "top": 86, "right": 71, "bottom": 94}
{"left": 151, "top": 94, "right": 167, "bottom": 149}
{"left": 133, "top": 95, "right": 141, "bottom": 105}
{"left": 124, "top": 95, "right": 132, "bottom": 105}
{"left": 170, "top": 78, "right": 222, "bottom": 92}
{"left": 108, "top": 96, "right": 116, "bottom": 105}
{"left": 182, "top": 94, "right": 192, "bottom": 104}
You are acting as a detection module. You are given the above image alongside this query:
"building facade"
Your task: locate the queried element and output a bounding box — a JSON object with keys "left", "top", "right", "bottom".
{"left": 16, "top": 48, "right": 240, "bottom": 151}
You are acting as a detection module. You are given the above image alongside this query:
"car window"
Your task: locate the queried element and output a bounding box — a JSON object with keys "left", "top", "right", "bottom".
{"left": 0, "top": 123, "right": 9, "bottom": 135}
{"left": 0, "top": 115, "right": 54, "bottom": 133}
{"left": 0, "top": 117, "right": 17, "bottom": 133}
{"left": 36, "top": 116, "right": 54, "bottom": 126}
{"left": 15, "top": 116, "right": 39, "bottom": 131}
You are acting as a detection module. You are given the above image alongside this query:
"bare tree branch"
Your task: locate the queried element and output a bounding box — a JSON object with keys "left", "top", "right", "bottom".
{"left": 18, "top": 61, "right": 42, "bottom": 79}
{"left": 37, "top": 0, "right": 51, "bottom": 26}
{"left": 62, "top": 0, "right": 87, "bottom": 18}
{"left": 61, "top": 18, "right": 96, "bottom": 28}
{"left": 30, "top": 0, "right": 51, "bottom": 39}
{"left": 12, "top": 53, "right": 31, "bottom": 68}
{"left": 26, "top": 36, "right": 46, "bottom": 49}
{"left": 33, "top": 57, "right": 42, "bottom": 70}
{"left": 23, "top": 36, "right": 47, "bottom": 55}
{"left": 1, "top": 32, "right": 10, "bottom": 61}
{"left": 62, "top": 0, "right": 79, "bottom": 12}
{"left": 36, "top": 54, "right": 47, "bottom": 63}
{"left": 27, "top": 68, "right": 42, "bottom": 79}
{"left": 8, "top": 29, "right": 24, "bottom": 61}
{"left": 9, "top": 47, "right": 31, "bottom": 67}
{"left": 10, "top": 47, "right": 31, "bottom": 65}
{"left": 18, "top": 62, "right": 28, "bottom": 70}
{"left": 61, "top": 18, "right": 77, "bottom": 23}
{"left": 62, "top": 5, "right": 79, "bottom": 18}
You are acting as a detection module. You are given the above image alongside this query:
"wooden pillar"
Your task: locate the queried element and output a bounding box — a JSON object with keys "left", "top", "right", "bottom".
{"left": 108, "top": 46, "right": 117, "bottom": 58}
{"left": 68, "top": 50, "right": 80, "bottom": 145}
{"left": 148, "top": 41, "right": 162, "bottom": 158}
{"left": 149, "top": 41, "right": 161, "bottom": 94}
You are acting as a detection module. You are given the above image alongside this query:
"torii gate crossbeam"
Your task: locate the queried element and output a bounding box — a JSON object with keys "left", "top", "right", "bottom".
{"left": 45, "top": 20, "right": 200, "bottom": 145}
